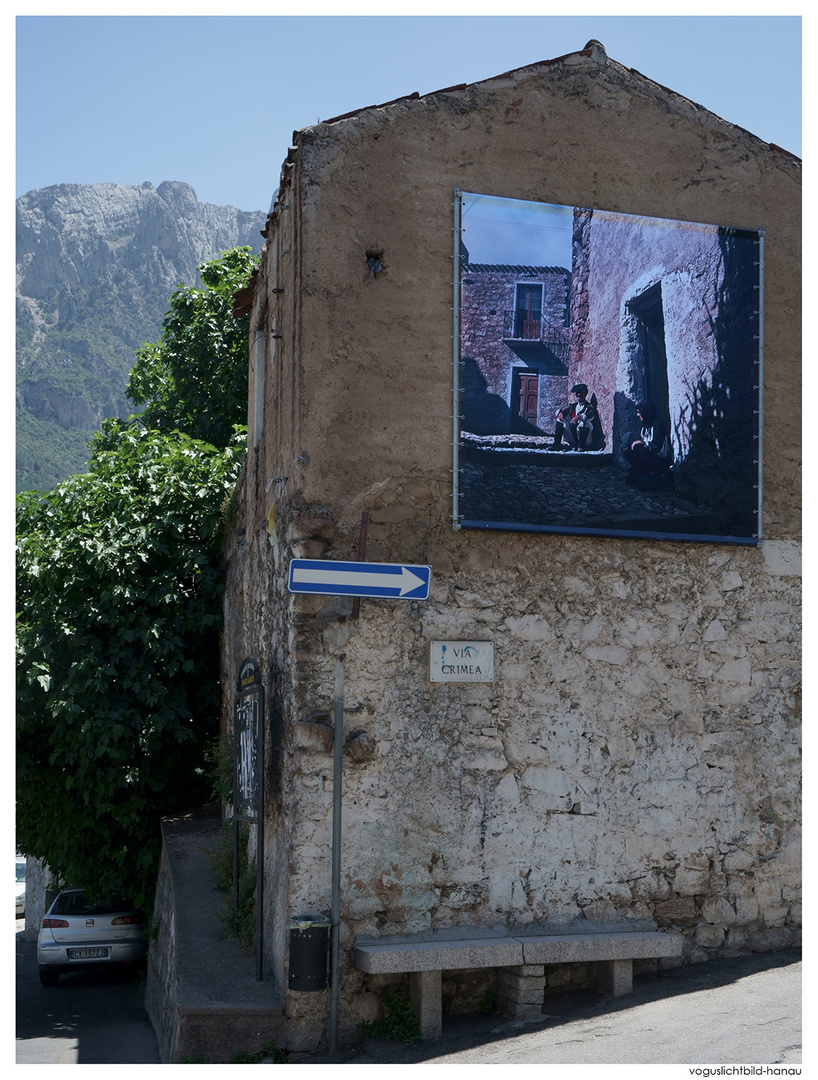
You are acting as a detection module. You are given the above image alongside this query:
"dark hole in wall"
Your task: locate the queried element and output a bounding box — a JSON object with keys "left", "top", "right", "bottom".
{"left": 366, "top": 250, "right": 385, "bottom": 278}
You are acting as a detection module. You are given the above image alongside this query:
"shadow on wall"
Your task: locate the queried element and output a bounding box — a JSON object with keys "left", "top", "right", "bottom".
{"left": 461, "top": 357, "right": 512, "bottom": 435}
{"left": 671, "top": 230, "right": 759, "bottom": 530}
{"left": 611, "top": 232, "right": 759, "bottom": 536}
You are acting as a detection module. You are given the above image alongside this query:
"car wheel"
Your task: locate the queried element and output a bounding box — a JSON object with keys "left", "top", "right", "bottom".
{"left": 39, "top": 967, "right": 60, "bottom": 986}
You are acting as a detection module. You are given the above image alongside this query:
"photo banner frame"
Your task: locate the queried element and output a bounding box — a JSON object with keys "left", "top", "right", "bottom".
{"left": 452, "top": 190, "right": 763, "bottom": 545}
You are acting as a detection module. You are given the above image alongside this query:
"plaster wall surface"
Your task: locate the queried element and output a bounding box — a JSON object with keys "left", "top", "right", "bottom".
{"left": 226, "top": 46, "right": 800, "bottom": 1047}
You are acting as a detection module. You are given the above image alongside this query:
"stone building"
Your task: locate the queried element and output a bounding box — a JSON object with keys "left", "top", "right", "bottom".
{"left": 460, "top": 253, "right": 571, "bottom": 436}
{"left": 220, "top": 42, "right": 800, "bottom": 1053}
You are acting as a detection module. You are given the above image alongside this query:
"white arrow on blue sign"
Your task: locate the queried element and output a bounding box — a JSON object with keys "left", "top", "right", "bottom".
{"left": 288, "top": 559, "right": 431, "bottom": 600}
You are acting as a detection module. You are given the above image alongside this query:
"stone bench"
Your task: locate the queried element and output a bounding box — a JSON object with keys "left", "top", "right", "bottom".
{"left": 351, "top": 930, "right": 684, "bottom": 1038}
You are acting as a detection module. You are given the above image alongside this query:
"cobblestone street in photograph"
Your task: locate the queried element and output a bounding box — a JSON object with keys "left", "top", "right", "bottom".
{"left": 460, "top": 450, "right": 733, "bottom": 536}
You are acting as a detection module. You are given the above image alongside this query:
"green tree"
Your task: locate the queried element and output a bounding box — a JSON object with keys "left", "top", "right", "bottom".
{"left": 125, "top": 247, "right": 258, "bottom": 447}
{"left": 16, "top": 425, "right": 245, "bottom": 908}
{"left": 16, "top": 246, "right": 256, "bottom": 908}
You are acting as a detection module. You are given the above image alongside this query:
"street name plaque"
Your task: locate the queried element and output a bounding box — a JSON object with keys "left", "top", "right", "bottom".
{"left": 429, "top": 640, "right": 495, "bottom": 682}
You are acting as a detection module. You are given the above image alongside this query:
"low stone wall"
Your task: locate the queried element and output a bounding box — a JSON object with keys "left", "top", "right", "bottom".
{"left": 145, "top": 816, "right": 286, "bottom": 1063}
{"left": 20, "top": 857, "right": 57, "bottom": 942}
{"left": 144, "top": 836, "right": 181, "bottom": 1062}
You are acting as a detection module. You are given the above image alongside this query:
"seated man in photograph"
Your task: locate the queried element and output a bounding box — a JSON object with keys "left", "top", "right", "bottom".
{"left": 551, "top": 383, "right": 605, "bottom": 451}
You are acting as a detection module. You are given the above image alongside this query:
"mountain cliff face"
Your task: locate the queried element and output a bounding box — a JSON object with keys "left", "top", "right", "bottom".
{"left": 16, "top": 180, "right": 268, "bottom": 491}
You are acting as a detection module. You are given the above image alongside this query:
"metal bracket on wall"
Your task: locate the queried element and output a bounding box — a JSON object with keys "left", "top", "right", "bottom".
{"left": 451, "top": 190, "right": 463, "bottom": 530}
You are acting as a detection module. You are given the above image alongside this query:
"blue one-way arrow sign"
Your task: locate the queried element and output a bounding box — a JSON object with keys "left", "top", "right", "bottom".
{"left": 288, "top": 559, "right": 431, "bottom": 600}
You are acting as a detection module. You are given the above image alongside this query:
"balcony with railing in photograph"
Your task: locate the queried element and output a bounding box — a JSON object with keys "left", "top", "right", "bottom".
{"left": 502, "top": 310, "right": 569, "bottom": 368}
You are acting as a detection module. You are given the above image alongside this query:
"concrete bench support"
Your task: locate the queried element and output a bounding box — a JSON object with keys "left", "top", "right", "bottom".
{"left": 497, "top": 964, "right": 546, "bottom": 1020}
{"left": 352, "top": 930, "right": 683, "bottom": 1039}
{"left": 408, "top": 970, "right": 442, "bottom": 1037}
{"left": 595, "top": 958, "right": 633, "bottom": 997}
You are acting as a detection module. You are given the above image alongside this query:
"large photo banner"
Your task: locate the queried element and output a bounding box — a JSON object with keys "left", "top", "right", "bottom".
{"left": 455, "top": 191, "right": 763, "bottom": 544}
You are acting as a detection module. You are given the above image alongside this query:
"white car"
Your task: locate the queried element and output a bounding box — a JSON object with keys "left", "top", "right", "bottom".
{"left": 37, "top": 887, "right": 146, "bottom": 986}
{"left": 16, "top": 856, "right": 26, "bottom": 918}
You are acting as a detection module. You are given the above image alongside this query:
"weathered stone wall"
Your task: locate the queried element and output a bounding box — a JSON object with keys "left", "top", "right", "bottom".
{"left": 21, "top": 857, "right": 58, "bottom": 942}
{"left": 225, "top": 44, "right": 800, "bottom": 1049}
{"left": 145, "top": 837, "right": 180, "bottom": 1063}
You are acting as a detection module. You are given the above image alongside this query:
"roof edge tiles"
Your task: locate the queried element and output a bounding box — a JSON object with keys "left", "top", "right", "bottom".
{"left": 260, "top": 42, "right": 800, "bottom": 240}
{"left": 319, "top": 48, "right": 596, "bottom": 129}
{"left": 464, "top": 264, "right": 570, "bottom": 275}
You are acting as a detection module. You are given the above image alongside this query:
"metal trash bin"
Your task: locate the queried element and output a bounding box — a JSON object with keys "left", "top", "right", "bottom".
{"left": 288, "top": 915, "right": 330, "bottom": 991}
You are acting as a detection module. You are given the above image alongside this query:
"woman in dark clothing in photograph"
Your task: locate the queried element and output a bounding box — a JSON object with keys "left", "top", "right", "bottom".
{"left": 623, "top": 400, "right": 673, "bottom": 488}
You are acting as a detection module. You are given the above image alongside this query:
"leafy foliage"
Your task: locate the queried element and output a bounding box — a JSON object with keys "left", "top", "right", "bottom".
{"left": 17, "top": 248, "right": 256, "bottom": 907}
{"left": 229, "top": 1040, "right": 289, "bottom": 1064}
{"left": 126, "top": 247, "right": 258, "bottom": 447}
{"left": 206, "top": 820, "right": 257, "bottom": 951}
{"left": 16, "top": 423, "right": 245, "bottom": 908}
{"left": 204, "top": 732, "right": 235, "bottom": 806}
{"left": 355, "top": 987, "right": 422, "bottom": 1046}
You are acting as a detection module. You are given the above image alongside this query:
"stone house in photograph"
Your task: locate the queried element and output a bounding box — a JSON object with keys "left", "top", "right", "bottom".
{"left": 460, "top": 252, "right": 571, "bottom": 436}
{"left": 216, "top": 41, "right": 800, "bottom": 1054}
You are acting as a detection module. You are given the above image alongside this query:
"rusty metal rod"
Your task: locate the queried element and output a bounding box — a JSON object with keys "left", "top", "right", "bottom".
{"left": 350, "top": 511, "right": 369, "bottom": 620}
{"left": 329, "top": 652, "right": 345, "bottom": 1051}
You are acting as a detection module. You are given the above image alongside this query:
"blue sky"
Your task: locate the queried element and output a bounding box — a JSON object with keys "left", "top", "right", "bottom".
{"left": 15, "top": 14, "right": 802, "bottom": 215}
{"left": 461, "top": 194, "right": 574, "bottom": 268}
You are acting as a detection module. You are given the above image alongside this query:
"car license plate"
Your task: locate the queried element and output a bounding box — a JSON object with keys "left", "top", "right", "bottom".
{"left": 68, "top": 948, "right": 109, "bottom": 959}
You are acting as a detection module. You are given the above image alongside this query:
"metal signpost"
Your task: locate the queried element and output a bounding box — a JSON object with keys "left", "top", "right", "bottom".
{"left": 233, "top": 658, "right": 265, "bottom": 982}
{"left": 287, "top": 555, "right": 431, "bottom": 1050}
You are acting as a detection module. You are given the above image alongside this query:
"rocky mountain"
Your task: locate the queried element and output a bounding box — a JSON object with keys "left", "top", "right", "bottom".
{"left": 16, "top": 180, "right": 268, "bottom": 492}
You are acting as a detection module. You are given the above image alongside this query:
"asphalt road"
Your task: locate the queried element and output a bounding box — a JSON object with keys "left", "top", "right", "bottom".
{"left": 306, "top": 948, "right": 803, "bottom": 1067}
{"left": 15, "top": 929, "right": 160, "bottom": 1064}
{"left": 15, "top": 910, "right": 801, "bottom": 1068}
